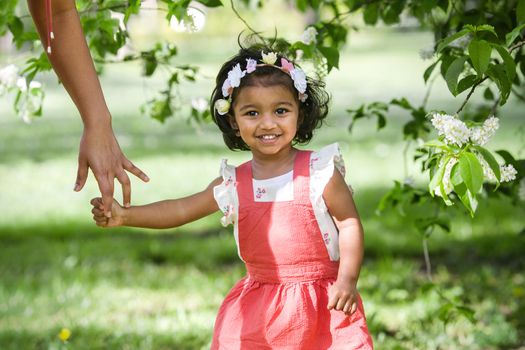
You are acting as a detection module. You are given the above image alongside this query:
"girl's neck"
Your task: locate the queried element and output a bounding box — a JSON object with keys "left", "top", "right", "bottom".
{"left": 251, "top": 148, "right": 297, "bottom": 180}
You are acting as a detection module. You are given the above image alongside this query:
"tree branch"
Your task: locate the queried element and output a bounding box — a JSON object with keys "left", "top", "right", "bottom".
{"left": 229, "top": 0, "right": 265, "bottom": 43}
{"left": 455, "top": 76, "right": 489, "bottom": 114}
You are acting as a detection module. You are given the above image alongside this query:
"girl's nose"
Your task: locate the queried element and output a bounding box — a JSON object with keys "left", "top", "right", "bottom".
{"left": 259, "top": 113, "right": 277, "bottom": 129}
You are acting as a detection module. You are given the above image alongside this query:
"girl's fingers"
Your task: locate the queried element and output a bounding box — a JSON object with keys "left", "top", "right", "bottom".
{"left": 350, "top": 301, "right": 358, "bottom": 314}
{"left": 91, "top": 207, "right": 104, "bottom": 216}
{"left": 335, "top": 297, "right": 346, "bottom": 311}
{"left": 90, "top": 197, "right": 104, "bottom": 210}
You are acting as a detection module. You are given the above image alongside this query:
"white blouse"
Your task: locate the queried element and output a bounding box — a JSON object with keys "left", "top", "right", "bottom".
{"left": 213, "top": 143, "right": 348, "bottom": 261}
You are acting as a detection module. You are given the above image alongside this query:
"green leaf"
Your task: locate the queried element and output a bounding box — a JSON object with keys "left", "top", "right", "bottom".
{"left": 7, "top": 16, "right": 23, "bottom": 37}
{"left": 468, "top": 40, "right": 492, "bottom": 75}
{"left": 486, "top": 64, "right": 511, "bottom": 104}
{"left": 459, "top": 152, "right": 484, "bottom": 194}
{"left": 445, "top": 56, "right": 468, "bottom": 95}
{"left": 473, "top": 146, "right": 501, "bottom": 182}
{"left": 506, "top": 23, "right": 525, "bottom": 46}
{"left": 318, "top": 46, "right": 340, "bottom": 72}
{"left": 493, "top": 45, "right": 516, "bottom": 83}
{"left": 363, "top": 3, "right": 379, "bottom": 25}
{"left": 483, "top": 87, "right": 494, "bottom": 100}
{"left": 428, "top": 156, "right": 450, "bottom": 194}
{"left": 518, "top": 0, "right": 525, "bottom": 23}
{"left": 423, "top": 59, "right": 440, "bottom": 83}
{"left": 457, "top": 74, "right": 477, "bottom": 94}
{"left": 197, "top": 0, "right": 223, "bottom": 7}
{"left": 436, "top": 29, "right": 469, "bottom": 53}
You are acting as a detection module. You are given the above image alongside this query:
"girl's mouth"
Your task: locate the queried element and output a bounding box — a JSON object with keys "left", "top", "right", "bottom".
{"left": 257, "top": 134, "right": 281, "bottom": 142}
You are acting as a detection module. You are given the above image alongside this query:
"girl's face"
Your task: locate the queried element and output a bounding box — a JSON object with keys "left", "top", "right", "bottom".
{"left": 231, "top": 84, "right": 299, "bottom": 159}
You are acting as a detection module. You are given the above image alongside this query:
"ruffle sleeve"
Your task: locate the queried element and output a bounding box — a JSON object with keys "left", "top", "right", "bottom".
{"left": 213, "top": 159, "right": 238, "bottom": 227}
{"left": 309, "top": 143, "right": 349, "bottom": 261}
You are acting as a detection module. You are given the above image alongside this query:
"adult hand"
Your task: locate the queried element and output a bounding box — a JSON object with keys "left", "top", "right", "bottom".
{"left": 75, "top": 126, "right": 149, "bottom": 217}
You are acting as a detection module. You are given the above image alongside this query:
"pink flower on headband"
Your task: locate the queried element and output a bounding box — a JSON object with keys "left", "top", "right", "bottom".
{"left": 280, "top": 58, "right": 294, "bottom": 73}
{"left": 246, "top": 58, "right": 257, "bottom": 73}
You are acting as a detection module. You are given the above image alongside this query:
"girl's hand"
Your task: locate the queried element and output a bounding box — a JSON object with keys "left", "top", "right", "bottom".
{"left": 90, "top": 197, "right": 125, "bottom": 227}
{"left": 327, "top": 279, "right": 358, "bottom": 316}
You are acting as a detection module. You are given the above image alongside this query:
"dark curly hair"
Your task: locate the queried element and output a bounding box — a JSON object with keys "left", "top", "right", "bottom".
{"left": 210, "top": 44, "right": 330, "bottom": 151}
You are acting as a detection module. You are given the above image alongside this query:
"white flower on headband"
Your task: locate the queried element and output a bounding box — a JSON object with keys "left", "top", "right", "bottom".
{"left": 246, "top": 58, "right": 257, "bottom": 73}
{"left": 261, "top": 52, "right": 277, "bottom": 65}
{"left": 214, "top": 98, "right": 231, "bottom": 115}
{"left": 222, "top": 79, "right": 232, "bottom": 97}
{"left": 228, "top": 64, "right": 245, "bottom": 89}
{"left": 290, "top": 68, "right": 307, "bottom": 93}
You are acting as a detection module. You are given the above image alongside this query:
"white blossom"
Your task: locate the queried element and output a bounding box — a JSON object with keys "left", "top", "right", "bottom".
{"left": 475, "top": 153, "right": 497, "bottom": 182}
{"left": 261, "top": 51, "right": 277, "bottom": 65}
{"left": 290, "top": 68, "right": 307, "bottom": 93}
{"left": 430, "top": 113, "right": 470, "bottom": 147}
{"left": 214, "top": 99, "right": 230, "bottom": 115}
{"left": 0, "top": 64, "right": 19, "bottom": 88}
{"left": 191, "top": 97, "right": 207, "bottom": 112}
{"left": 500, "top": 164, "right": 517, "bottom": 182}
{"left": 470, "top": 116, "right": 499, "bottom": 145}
{"left": 300, "top": 27, "right": 318, "bottom": 45}
{"left": 227, "top": 63, "right": 245, "bottom": 89}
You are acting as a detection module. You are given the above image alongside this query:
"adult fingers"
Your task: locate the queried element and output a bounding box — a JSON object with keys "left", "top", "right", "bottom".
{"left": 123, "top": 159, "right": 149, "bottom": 183}
{"left": 115, "top": 170, "right": 131, "bottom": 208}
{"left": 74, "top": 159, "right": 89, "bottom": 192}
{"left": 95, "top": 173, "right": 114, "bottom": 218}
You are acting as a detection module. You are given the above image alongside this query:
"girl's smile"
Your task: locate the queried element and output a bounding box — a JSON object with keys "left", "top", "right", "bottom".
{"left": 232, "top": 84, "right": 299, "bottom": 160}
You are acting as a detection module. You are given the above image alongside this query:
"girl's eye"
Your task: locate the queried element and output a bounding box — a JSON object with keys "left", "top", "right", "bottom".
{"left": 246, "top": 111, "right": 258, "bottom": 117}
{"left": 275, "top": 108, "right": 288, "bottom": 115}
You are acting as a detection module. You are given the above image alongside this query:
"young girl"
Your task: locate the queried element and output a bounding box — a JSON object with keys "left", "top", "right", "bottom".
{"left": 90, "top": 46, "right": 373, "bottom": 349}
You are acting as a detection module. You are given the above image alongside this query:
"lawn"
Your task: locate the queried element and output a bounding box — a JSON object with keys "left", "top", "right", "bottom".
{"left": 1, "top": 18, "right": 524, "bottom": 350}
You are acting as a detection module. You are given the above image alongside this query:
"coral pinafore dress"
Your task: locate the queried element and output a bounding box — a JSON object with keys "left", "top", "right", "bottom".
{"left": 212, "top": 144, "right": 373, "bottom": 349}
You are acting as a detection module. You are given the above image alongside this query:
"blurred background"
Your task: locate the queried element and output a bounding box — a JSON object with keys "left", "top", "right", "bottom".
{"left": 1, "top": 1, "right": 524, "bottom": 349}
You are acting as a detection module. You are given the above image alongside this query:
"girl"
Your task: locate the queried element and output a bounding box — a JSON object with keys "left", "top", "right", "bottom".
{"left": 91, "top": 46, "right": 373, "bottom": 349}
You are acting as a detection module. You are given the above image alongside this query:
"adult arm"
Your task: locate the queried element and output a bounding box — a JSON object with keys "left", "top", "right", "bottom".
{"left": 323, "top": 169, "right": 365, "bottom": 315}
{"left": 91, "top": 178, "right": 223, "bottom": 229}
{"left": 27, "top": 0, "right": 149, "bottom": 215}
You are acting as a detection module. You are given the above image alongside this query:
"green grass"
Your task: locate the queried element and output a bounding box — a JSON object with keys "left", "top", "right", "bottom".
{"left": 1, "top": 22, "right": 525, "bottom": 349}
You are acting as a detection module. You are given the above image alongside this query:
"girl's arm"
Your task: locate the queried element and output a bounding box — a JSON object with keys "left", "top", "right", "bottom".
{"left": 322, "top": 168, "right": 365, "bottom": 315}
{"left": 27, "top": 0, "right": 148, "bottom": 215}
{"left": 91, "top": 178, "right": 223, "bottom": 229}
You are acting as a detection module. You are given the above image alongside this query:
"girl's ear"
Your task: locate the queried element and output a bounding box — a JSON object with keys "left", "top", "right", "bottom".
{"left": 228, "top": 115, "right": 241, "bottom": 136}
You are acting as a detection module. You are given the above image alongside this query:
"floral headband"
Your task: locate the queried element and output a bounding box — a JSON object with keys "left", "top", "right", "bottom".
{"left": 214, "top": 51, "right": 308, "bottom": 116}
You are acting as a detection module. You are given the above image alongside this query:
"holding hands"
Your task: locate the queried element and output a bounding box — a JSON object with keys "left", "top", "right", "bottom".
{"left": 327, "top": 279, "right": 359, "bottom": 316}
{"left": 90, "top": 197, "right": 125, "bottom": 228}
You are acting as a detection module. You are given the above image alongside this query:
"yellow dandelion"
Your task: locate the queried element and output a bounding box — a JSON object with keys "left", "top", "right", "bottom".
{"left": 58, "top": 328, "right": 71, "bottom": 342}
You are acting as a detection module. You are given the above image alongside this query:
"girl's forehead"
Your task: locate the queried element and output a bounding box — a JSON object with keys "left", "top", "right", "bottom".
{"left": 236, "top": 84, "right": 297, "bottom": 102}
